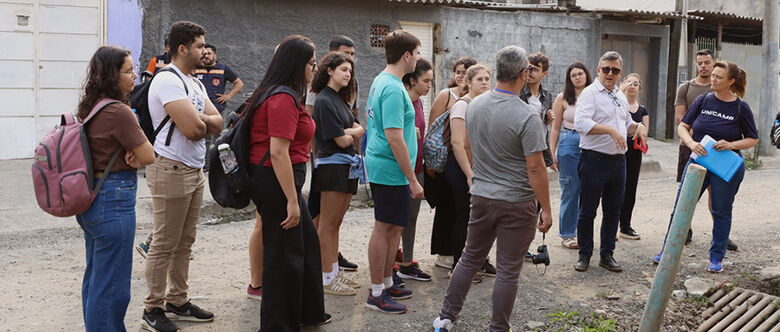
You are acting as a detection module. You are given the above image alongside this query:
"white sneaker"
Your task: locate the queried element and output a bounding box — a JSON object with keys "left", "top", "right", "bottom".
{"left": 335, "top": 270, "right": 361, "bottom": 289}
{"left": 435, "top": 255, "right": 454, "bottom": 270}
{"left": 323, "top": 280, "right": 356, "bottom": 296}
{"left": 433, "top": 317, "right": 453, "bottom": 331}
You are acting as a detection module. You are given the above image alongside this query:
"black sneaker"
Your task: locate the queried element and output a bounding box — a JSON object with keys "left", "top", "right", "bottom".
{"left": 479, "top": 259, "right": 497, "bottom": 277}
{"left": 301, "top": 313, "right": 332, "bottom": 327}
{"left": 619, "top": 227, "right": 641, "bottom": 240}
{"left": 142, "top": 307, "right": 180, "bottom": 332}
{"left": 338, "top": 252, "right": 358, "bottom": 271}
{"left": 397, "top": 263, "right": 432, "bottom": 281}
{"left": 165, "top": 301, "right": 214, "bottom": 322}
{"left": 392, "top": 271, "right": 405, "bottom": 288}
{"left": 727, "top": 239, "right": 738, "bottom": 251}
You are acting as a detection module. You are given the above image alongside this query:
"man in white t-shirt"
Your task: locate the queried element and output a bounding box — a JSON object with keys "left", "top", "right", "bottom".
{"left": 519, "top": 52, "right": 555, "bottom": 169}
{"left": 141, "top": 21, "right": 222, "bottom": 332}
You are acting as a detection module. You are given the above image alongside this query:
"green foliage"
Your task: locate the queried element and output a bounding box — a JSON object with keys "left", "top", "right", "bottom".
{"left": 547, "top": 310, "right": 618, "bottom": 332}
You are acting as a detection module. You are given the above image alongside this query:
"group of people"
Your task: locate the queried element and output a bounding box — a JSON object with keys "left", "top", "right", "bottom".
{"left": 70, "top": 17, "right": 759, "bottom": 332}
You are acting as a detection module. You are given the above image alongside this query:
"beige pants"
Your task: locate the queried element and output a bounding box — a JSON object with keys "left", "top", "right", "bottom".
{"left": 144, "top": 155, "right": 205, "bottom": 309}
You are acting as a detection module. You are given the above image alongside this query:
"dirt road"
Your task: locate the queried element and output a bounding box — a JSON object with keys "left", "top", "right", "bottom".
{"left": 1, "top": 167, "right": 779, "bottom": 331}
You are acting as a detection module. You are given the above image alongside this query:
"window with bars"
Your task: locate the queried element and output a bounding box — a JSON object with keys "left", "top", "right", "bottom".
{"left": 370, "top": 24, "right": 388, "bottom": 48}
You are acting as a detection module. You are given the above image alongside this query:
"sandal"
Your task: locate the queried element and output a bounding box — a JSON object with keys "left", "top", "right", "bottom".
{"left": 562, "top": 238, "right": 579, "bottom": 249}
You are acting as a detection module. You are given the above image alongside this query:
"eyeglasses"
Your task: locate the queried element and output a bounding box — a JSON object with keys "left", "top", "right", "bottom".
{"left": 601, "top": 66, "right": 621, "bottom": 75}
{"left": 570, "top": 72, "right": 585, "bottom": 78}
{"left": 526, "top": 66, "right": 542, "bottom": 73}
{"left": 120, "top": 69, "right": 136, "bottom": 76}
{"left": 607, "top": 91, "right": 621, "bottom": 107}
{"left": 627, "top": 81, "right": 640, "bottom": 87}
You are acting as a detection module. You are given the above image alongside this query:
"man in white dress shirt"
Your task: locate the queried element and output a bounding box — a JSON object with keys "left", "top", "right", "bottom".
{"left": 573, "top": 51, "right": 648, "bottom": 273}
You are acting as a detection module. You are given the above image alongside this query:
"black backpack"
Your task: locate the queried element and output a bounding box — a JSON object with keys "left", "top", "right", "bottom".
{"left": 208, "top": 85, "right": 298, "bottom": 209}
{"left": 129, "top": 67, "right": 188, "bottom": 146}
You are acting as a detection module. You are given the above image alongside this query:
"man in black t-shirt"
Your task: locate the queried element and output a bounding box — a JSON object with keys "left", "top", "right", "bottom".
{"left": 195, "top": 44, "right": 244, "bottom": 114}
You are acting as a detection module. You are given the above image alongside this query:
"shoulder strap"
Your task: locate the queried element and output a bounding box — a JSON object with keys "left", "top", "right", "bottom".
{"left": 154, "top": 67, "right": 191, "bottom": 146}
{"left": 683, "top": 80, "right": 691, "bottom": 101}
{"left": 94, "top": 149, "right": 122, "bottom": 192}
{"left": 81, "top": 99, "right": 121, "bottom": 124}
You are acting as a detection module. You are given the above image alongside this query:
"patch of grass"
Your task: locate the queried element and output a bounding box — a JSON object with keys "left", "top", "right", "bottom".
{"left": 547, "top": 310, "right": 618, "bottom": 332}
{"left": 364, "top": 199, "right": 374, "bottom": 208}
{"left": 773, "top": 299, "right": 780, "bottom": 309}
{"left": 743, "top": 149, "right": 763, "bottom": 170}
{"left": 596, "top": 291, "right": 609, "bottom": 299}
{"left": 684, "top": 294, "right": 711, "bottom": 309}
{"left": 548, "top": 310, "right": 579, "bottom": 331}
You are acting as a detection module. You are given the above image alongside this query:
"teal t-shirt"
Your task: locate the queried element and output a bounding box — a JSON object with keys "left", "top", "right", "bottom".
{"left": 365, "top": 72, "right": 417, "bottom": 186}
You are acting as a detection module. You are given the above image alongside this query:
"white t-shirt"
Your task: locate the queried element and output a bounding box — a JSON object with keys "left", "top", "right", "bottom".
{"left": 527, "top": 95, "right": 543, "bottom": 115}
{"left": 148, "top": 63, "right": 209, "bottom": 168}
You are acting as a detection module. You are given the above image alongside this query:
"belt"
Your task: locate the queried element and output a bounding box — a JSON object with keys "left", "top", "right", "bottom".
{"left": 562, "top": 127, "right": 576, "bottom": 132}
{"left": 581, "top": 149, "right": 622, "bottom": 160}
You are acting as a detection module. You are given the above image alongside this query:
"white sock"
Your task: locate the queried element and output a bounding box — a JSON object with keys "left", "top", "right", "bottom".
{"left": 384, "top": 276, "right": 393, "bottom": 289}
{"left": 323, "top": 271, "right": 335, "bottom": 286}
{"left": 332, "top": 262, "right": 339, "bottom": 275}
{"left": 371, "top": 283, "right": 384, "bottom": 297}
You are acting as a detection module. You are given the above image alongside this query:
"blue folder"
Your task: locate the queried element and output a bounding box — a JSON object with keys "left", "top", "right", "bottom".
{"left": 693, "top": 138, "right": 744, "bottom": 182}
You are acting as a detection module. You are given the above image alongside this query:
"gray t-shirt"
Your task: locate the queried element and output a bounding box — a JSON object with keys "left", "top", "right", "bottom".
{"left": 467, "top": 90, "right": 547, "bottom": 203}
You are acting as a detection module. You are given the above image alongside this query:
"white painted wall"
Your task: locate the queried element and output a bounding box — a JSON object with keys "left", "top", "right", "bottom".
{"left": 0, "top": 0, "right": 104, "bottom": 160}
{"left": 400, "top": 21, "right": 434, "bottom": 124}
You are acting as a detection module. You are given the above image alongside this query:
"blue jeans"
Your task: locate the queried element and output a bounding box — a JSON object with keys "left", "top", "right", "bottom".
{"left": 661, "top": 158, "right": 745, "bottom": 262}
{"left": 557, "top": 129, "right": 581, "bottom": 239}
{"left": 577, "top": 150, "right": 626, "bottom": 258}
{"left": 76, "top": 170, "right": 137, "bottom": 332}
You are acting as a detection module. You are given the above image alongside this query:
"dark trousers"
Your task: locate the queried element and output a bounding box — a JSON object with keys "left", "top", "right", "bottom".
{"left": 431, "top": 173, "right": 455, "bottom": 256}
{"left": 661, "top": 158, "right": 745, "bottom": 262}
{"left": 253, "top": 164, "right": 325, "bottom": 332}
{"left": 577, "top": 150, "right": 626, "bottom": 258}
{"left": 443, "top": 152, "right": 471, "bottom": 268}
{"left": 620, "top": 144, "right": 643, "bottom": 230}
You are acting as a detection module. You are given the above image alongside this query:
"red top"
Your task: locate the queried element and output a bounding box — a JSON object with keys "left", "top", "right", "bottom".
{"left": 250, "top": 93, "right": 315, "bottom": 166}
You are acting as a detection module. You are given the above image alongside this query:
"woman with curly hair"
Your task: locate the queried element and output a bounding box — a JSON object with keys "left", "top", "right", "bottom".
{"left": 76, "top": 45, "right": 154, "bottom": 331}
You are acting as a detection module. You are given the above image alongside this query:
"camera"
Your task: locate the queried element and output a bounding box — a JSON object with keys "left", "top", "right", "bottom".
{"left": 530, "top": 244, "right": 550, "bottom": 266}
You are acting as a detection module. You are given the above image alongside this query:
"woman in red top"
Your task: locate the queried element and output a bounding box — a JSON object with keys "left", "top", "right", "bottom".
{"left": 246, "top": 35, "right": 328, "bottom": 331}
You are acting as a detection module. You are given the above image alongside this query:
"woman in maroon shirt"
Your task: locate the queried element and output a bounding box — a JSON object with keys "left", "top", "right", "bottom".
{"left": 245, "top": 35, "right": 329, "bottom": 331}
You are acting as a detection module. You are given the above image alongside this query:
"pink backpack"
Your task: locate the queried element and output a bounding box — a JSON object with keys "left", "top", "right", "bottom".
{"left": 32, "top": 99, "right": 123, "bottom": 217}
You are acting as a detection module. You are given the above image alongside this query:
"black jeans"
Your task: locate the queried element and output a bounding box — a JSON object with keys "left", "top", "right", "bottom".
{"left": 444, "top": 152, "right": 471, "bottom": 268}
{"left": 252, "top": 164, "right": 325, "bottom": 332}
{"left": 577, "top": 150, "right": 626, "bottom": 258}
{"left": 430, "top": 172, "right": 455, "bottom": 256}
{"left": 620, "top": 143, "right": 643, "bottom": 230}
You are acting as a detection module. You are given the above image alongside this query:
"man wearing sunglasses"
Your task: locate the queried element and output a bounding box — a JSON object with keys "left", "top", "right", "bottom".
{"left": 572, "top": 51, "right": 648, "bottom": 273}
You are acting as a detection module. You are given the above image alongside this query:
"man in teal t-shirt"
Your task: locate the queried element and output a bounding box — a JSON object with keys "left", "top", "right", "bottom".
{"left": 365, "top": 72, "right": 418, "bottom": 185}
{"left": 363, "top": 30, "right": 424, "bottom": 315}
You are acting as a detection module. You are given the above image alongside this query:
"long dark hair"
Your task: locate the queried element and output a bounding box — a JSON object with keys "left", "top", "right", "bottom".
{"left": 77, "top": 46, "right": 131, "bottom": 120}
{"left": 245, "top": 35, "right": 315, "bottom": 110}
{"left": 563, "top": 61, "right": 592, "bottom": 105}
{"left": 447, "top": 56, "right": 477, "bottom": 88}
{"left": 402, "top": 58, "right": 433, "bottom": 88}
{"left": 311, "top": 52, "right": 356, "bottom": 104}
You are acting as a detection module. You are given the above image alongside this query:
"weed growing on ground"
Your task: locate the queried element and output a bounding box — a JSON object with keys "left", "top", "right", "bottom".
{"left": 684, "top": 294, "right": 711, "bottom": 309}
{"left": 547, "top": 310, "right": 618, "bottom": 332}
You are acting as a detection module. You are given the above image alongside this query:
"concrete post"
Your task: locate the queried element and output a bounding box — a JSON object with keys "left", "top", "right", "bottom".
{"left": 639, "top": 163, "right": 707, "bottom": 332}
{"left": 759, "top": 0, "right": 779, "bottom": 156}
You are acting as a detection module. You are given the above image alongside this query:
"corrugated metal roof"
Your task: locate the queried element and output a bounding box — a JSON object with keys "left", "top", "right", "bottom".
{"left": 688, "top": 10, "right": 762, "bottom": 23}
{"left": 390, "top": 0, "right": 514, "bottom": 7}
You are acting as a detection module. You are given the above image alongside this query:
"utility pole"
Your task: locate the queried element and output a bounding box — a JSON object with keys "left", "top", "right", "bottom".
{"left": 664, "top": 0, "right": 685, "bottom": 138}
{"left": 759, "top": 0, "right": 779, "bottom": 156}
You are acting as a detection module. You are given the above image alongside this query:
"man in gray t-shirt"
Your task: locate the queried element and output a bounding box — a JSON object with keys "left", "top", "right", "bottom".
{"left": 432, "top": 45, "right": 552, "bottom": 332}
{"left": 468, "top": 90, "right": 547, "bottom": 202}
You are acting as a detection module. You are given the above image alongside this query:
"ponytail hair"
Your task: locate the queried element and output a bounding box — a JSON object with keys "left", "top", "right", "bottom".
{"left": 714, "top": 61, "right": 747, "bottom": 98}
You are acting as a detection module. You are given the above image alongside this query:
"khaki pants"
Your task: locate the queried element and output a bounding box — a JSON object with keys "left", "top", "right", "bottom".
{"left": 144, "top": 155, "right": 205, "bottom": 309}
{"left": 440, "top": 196, "right": 538, "bottom": 332}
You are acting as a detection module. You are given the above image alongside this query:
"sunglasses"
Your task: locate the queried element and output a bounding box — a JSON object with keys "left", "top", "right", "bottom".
{"left": 601, "top": 66, "right": 621, "bottom": 75}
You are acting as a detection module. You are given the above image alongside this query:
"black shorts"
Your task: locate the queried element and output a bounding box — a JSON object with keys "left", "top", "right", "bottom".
{"left": 370, "top": 183, "right": 410, "bottom": 227}
{"left": 313, "top": 164, "right": 358, "bottom": 194}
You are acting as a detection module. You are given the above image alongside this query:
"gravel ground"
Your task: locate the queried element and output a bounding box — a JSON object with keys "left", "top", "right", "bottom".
{"left": 1, "top": 166, "right": 779, "bottom": 331}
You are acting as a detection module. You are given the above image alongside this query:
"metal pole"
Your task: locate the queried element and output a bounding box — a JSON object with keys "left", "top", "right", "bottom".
{"left": 759, "top": 0, "right": 779, "bottom": 156}
{"left": 639, "top": 163, "right": 707, "bottom": 332}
